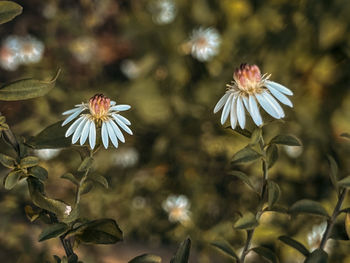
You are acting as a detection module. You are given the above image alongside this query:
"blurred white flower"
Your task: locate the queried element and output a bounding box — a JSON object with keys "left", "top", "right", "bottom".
{"left": 0, "top": 36, "right": 22, "bottom": 71}
{"left": 42, "top": 2, "right": 57, "bottom": 19}
{"left": 112, "top": 147, "right": 139, "bottom": 168}
{"left": 150, "top": 0, "right": 177, "bottom": 25}
{"left": 214, "top": 63, "right": 293, "bottom": 129}
{"left": 120, "top": 59, "right": 141, "bottom": 79}
{"left": 70, "top": 37, "right": 97, "bottom": 64}
{"left": 284, "top": 145, "right": 303, "bottom": 158}
{"left": 64, "top": 205, "right": 72, "bottom": 216}
{"left": 132, "top": 196, "right": 146, "bottom": 209}
{"left": 307, "top": 221, "right": 332, "bottom": 253}
{"left": 189, "top": 27, "right": 221, "bottom": 62}
{"left": 62, "top": 94, "right": 133, "bottom": 149}
{"left": 162, "top": 195, "right": 191, "bottom": 224}
{"left": 35, "top": 149, "right": 61, "bottom": 161}
{"left": 19, "top": 36, "right": 45, "bottom": 64}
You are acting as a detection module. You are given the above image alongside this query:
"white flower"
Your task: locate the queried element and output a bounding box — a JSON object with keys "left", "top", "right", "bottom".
{"left": 62, "top": 94, "right": 133, "bottom": 150}
{"left": 214, "top": 63, "right": 293, "bottom": 129}
{"left": 189, "top": 27, "right": 221, "bottom": 62}
{"left": 19, "top": 35, "right": 44, "bottom": 64}
{"left": 307, "top": 221, "right": 332, "bottom": 254}
{"left": 120, "top": 59, "right": 141, "bottom": 79}
{"left": 162, "top": 195, "right": 191, "bottom": 224}
{"left": 112, "top": 147, "right": 139, "bottom": 168}
{"left": 70, "top": 37, "right": 97, "bottom": 64}
{"left": 150, "top": 0, "right": 177, "bottom": 25}
{"left": 0, "top": 36, "right": 22, "bottom": 71}
{"left": 35, "top": 149, "right": 61, "bottom": 161}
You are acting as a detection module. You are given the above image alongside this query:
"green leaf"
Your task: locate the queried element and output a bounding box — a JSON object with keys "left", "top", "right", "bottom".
{"left": 232, "top": 146, "right": 262, "bottom": 165}
{"left": 0, "top": 153, "right": 16, "bottom": 168}
{"left": 264, "top": 205, "right": 288, "bottom": 214}
{"left": 26, "top": 121, "right": 72, "bottom": 149}
{"left": 28, "top": 166, "right": 48, "bottom": 181}
{"left": 304, "top": 249, "right": 328, "bottom": 263}
{"left": 38, "top": 223, "right": 68, "bottom": 242}
{"left": 75, "top": 219, "right": 123, "bottom": 244}
{"left": 4, "top": 169, "right": 23, "bottom": 189}
{"left": 231, "top": 126, "right": 252, "bottom": 138}
{"left": 211, "top": 240, "right": 239, "bottom": 261}
{"left": 88, "top": 173, "right": 108, "bottom": 189}
{"left": 268, "top": 180, "right": 281, "bottom": 209}
{"left": 170, "top": 237, "right": 191, "bottom": 263}
{"left": 251, "top": 247, "right": 279, "bottom": 263}
{"left": 234, "top": 212, "right": 258, "bottom": 230}
{"left": 61, "top": 173, "right": 79, "bottom": 185}
{"left": 278, "top": 236, "right": 309, "bottom": 256}
{"left": 128, "top": 254, "right": 162, "bottom": 263}
{"left": 24, "top": 205, "right": 40, "bottom": 222}
{"left": 20, "top": 156, "right": 39, "bottom": 168}
{"left": 269, "top": 135, "right": 302, "bottom": 146}
{"left": 266, "top": 144, "right": 278, "bottom": 169}
{"left": 0, "top": 69, "right": 60, "bottom": 101}
{"left": 327, "top": 155, "right": 339, "bottom": 192}
{"left": 80, "top": 180, "right": 93, "bottom": 195}
{"left": 289, "top": 199, "right": 329, "bottom": 218}
{"left": 0, "top": 1, "right": 22, "bottom": 25}
{"left": 250, "top": 128, "right": 262, "bottom": 145}
{"left": 78, "top": 157, "right": 94, "bottom": 172}
{"left": 230, "top": 171, "right": 256, "bottom": 192}
{"left": 340, "top": 133, "right": 350, "bottom": 140}
{"left": 338, "top": 176, "right": 350, "bottom": 188}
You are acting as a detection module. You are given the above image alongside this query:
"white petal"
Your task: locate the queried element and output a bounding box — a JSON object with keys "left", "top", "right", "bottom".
{"left": 72, "top": 117, "right": 88, "bottom": 143}
{"left": 220, "top": 93, "right": 233, "bottom": 124}
{"left": 110, "top": 101, "right": 116, "bottom": 106}
{"left": 236, "top": 96, "right": 246, "bottom": 129}
{"left": 249, "top": 96, "right": 263, "bottom": 126}
{"left": 265, "top": 80, "right": 293, "bottom": 96}
{"left": 115, "top": 114, "right": 131, "bottom": 125}
{"left": 109, "top": 120, "right": 125, "bottom": 143}
{"left": 89, "top": 121, "right": 96, "bottom": 149}
{"left": 62, "top": 107, "right": 82, "bottom": 115}
{"left": 230, "top": 96, "right": 237, "bottom": 129}
{"left": 256, "top": 92, "right": 284, "bottom": 119}
{"left": 263, "top": 92, "right": 285, "bottom": 118}
{"left": 106, "top": 121, "right": 119, "bottom": 148}
{"left": 242, "top": 96, "right": 250, "bottom": 114}
{"left": 65, "top": 116, "right": 84, "bottom": 137}
{"left": 214, "top": 92, "right": 229, "bottom": 113}
{"left": 80, "top": 120, "right": 91, "bottom": 145}
{"left": 110, "top": 104, "right": 131, "bottom": 111}
{"left": 112, "top": 115, "right": 133, "bottom": 135}
{"left": 62, "top": 108, "right": 85, "bottom": 126}
{"left": 101, "top": 122, "right": 109, "bottom": 149}
{"left": 266, "top": 85, "right": 293, "bottom": 107}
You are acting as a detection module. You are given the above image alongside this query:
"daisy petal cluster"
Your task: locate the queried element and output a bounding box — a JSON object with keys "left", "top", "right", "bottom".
{"left": 162, "top": 195, "right": 191, "bottom": 224}
{"left": 214, "top": 63, "right": 293, "bottom": 129}
{"left": 189, "top": 27, "right": 221, "bottom": 62}
{"left": 62, "top": 94, "right": 133, "bottom": 150}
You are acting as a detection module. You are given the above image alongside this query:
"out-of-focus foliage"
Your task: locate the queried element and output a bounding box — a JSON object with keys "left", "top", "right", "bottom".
{"left": 0, "top": 0, "right": 350, "bottom": 262}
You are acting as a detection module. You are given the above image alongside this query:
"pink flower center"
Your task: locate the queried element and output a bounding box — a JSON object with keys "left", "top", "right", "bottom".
{"left": 89, "top": 94, "right": 110, "bottom": 120}
{"left": 232, "top": 63, "right": 265, "bottom": 94}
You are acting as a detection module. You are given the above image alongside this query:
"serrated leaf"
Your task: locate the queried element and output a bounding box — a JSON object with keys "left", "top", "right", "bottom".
{"left": 38, "top": 223, "right": 68, "bottom": 242}
{"left": 270, "top": 135, "right": 302, "bottom": 146}
{"left": 289, "top": 199, "right": 329, "bottom": 218}
{"left": 266, "top": 144, "right": 278, "bottom": 169}
{"left": 278, "top": 236, "right": 309, "bottom": 256}
{"left": 0, "top": 1, "right": 22, "bottom": 24}
{"left": 268, "top": 180, "right": 281, "bottom": 209}
{"left": 234, "top": 212, "right": 258, "bottom": 230}
{"left": 211, "top": 240, "right": 239, "bottom": 261}
{"left": 78, "top": 157, "right": 94, "bottom": 172}
{"left": 20, "top": 156, "right": 39, "bottom": 168}
{"left": 28, "top": 166, "right": 48, "bottom": 181}
{"left": 251, "top": 247, "right": 278, "bottom": 263}
{"left": 250, "top": 128, "right": 262, "bottom": 145}
{"left": 80, "top": 180, "right": 93, "bottom": 195}
{"left": 230, "top": 171, "right": 256, "bottom": 192}
{"left": 327, "top": 155, "right": 338, "bottom": 192}
{"left": 0, "top": 153, "right": 16, "bottom": 168}
{"left": 232, "top": 146, "right": 262, "bottom": 165}
{"left": 128, "top": 254, "right": 162, "bottom": 263}
{"left": 345, "top": 213, "right": 350, "bottom": 240}
{"left": 338, "top": 176, "right": 350, "bottom": 188}
{"left": 61, "top": 173, "right": 79, "bottom": 185}
{"left": 340, "top": 133, "right": 350, "bottom": 140}
{"left": 4, "top": 169, "right": 23, "bottom": 189}
{"left": 88, "top": 173, "right": 108, "bottom": 188}
{"left": 304, "top": 249, "right": 328, "bottom": 263}
{"left": 0, "top": 69, "right": 60, "bottom": 101}
{"left": 170, "top": 237, "right": 191, "bottom": 263}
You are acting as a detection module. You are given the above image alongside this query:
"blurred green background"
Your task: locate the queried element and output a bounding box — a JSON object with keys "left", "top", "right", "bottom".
{"left": 0, "top": 0, "right": 350, "bottom": 262}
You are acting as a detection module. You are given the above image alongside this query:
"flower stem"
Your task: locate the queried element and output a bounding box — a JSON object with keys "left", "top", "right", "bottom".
{"left": 319, "top": 188, "right": 348, "bottom": 250}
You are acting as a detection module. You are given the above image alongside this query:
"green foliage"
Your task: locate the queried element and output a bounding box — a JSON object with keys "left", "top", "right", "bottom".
{"left": 327, "top": 155, "right": 339, "bottom": 192}
{"left": 338, "top": 176, "right": 350, "bottom": 188}
{"left": 61, "top": 173, "right": 79, "bottom": 185}
{"left": 267, "top": 180, "right": 281, "bottom": 209}
{"left": 20, "top": 156, "right": 39, "bottom": 168}
{"left": 278, "top": 236, "right": 309, "bottom": 256}
{"left": 38, "top": 223, "right": 68, "bottom": 242}
{"left": 289, "top": 199, "right": 330, "bottom": 218}
{"left": 266, "top": 144, "right": 278, "bottom": 169}
{"left": 269, "top": 135, "right": 302, "bottom": 146}
{"left": 88, "top": 173, "right": 108, "bottom": 189}
{"left": 78, "top": 157, "right": 94, "bottom": 172}
{"left": 0, "top": 1, "right": 22, "bottom": 24}
{"left": 232, "top": 146, "right": 262, "bottom": 165}
{"left": 128, "top": 254, "right": 162, "bottom": 263}
{"left": 0, "top": 153, "right": 16, "bottom": 168}
{"left": 211, "top": 240, "right": 239, "bottom": 261}
{"left": 251, "top": 246, "right": 279, "bottom": 263}
{"left": 304, "top": 249, "right": 328, "bottom": 263}
{"left": 229, "top": 171, "right": 256, "bottom": 192}
{"left": 4, "top": 169, "right": 23, "bottom": 189}
{"left": 170, "top": 238, "right": 191, "bottom": 263}
{"left": 28, "top": 166, "right": 48, "bottom": 181}
{"left": 233, "top": 212, "right": 258, "bottom": 230}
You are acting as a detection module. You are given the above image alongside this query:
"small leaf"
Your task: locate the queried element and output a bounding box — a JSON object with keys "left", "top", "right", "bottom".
{"left": 304, "top": 249, "right": 328, "bottom": 263}
{"left": 170, "top": 237, "right": 191, "bottom": 263}
{"left": 88, "top": 173, "right": 108, "bottom": 188}
{"left": 61, "top": 173, "right": 79, "bottom": 185}
{"left": 0, "top": 69, "right": 60, "bottom": 101}
{"left": 340, "top": 133, "right": 350, "bottom": 140}
{"left": 232, "top": 146, "right": 262, "bottom": 165}
{"left": 38, "top": 223, "right": 68, "bottom": 242}
{"left": 211, "top": 240, "right": 239, "bottom": 261}
{"left": 327, "top": 155, "right": 338, "bottom": 192}
{"left": 80, "top": 180, "right": 93, "bottom": 195}
{"left": 231, "top": 126, "right": 252, "bottom": 138}
{"left": 234, "top": 212, "right": 258, "bottom": 230}
{"left": 230, "top": 171, "right": 256, "bottom": 192}
{"left": 338, "top": 176, "right": 350, "bottom": 188}
{"left": 289, "top": 199, "right": 329, "bottom": 218}
{"left": 78, "top": 157, "right": 94, "bottom": 172}
{"left": 0, "top": 1, "right": 22, "bottom": 24}
{"left": 0, "top": 153, "right": 16, "bottom": 168}
{"left": 251, "top": 247, "right": 278, "bottom": 263}
{"left": 4, "top": 169, "right": 23, "bottom": 189}
{"left": 268, "top": 180, "right": 281, "bottom": 209}
{"left": 266, "top": 144, "right": 278, "bottom": 169}
{"left": 20, "top": 156, "right": 39, "bottom": 168}
{"left": 128, "top": 254, "right": 162, "bottom": 263}
{"left": 345, "top": 213, "right": 350, "bottom": 240}
{"left": 24, "top": 205, "right": 40, "bottom": 222}
{"left": 264, "top": 205, "right": 288, "bottom": 214}
{"left": 250, "top": 128, "right": 262, "bottom": 145}
{"left": 28, "top": 166, "right": 48, "bottom": 181}
{"left": 270, "top": 135, "right": 302, "bottom": 146}
{"left": 278, "top": 236, "right": 309, "bottom": 256}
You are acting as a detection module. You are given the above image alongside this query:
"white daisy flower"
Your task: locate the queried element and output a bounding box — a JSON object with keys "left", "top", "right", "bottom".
{"left": 150, "top": 0, "right": 177, "bottom": 25}
{"left": 62, "top": 94, "right": 133, "bottom": 150}
{"left": 214, "top": 63, "right": 293, "bottom": 129}
{"left": 19, "top": 35, "right": 44, "bottom": 64}
{"left": 70, "top": 37, "right": 97, "bottom": 64}
{"left": 162, "top": 195, "right": 191, "bottom": 224}
{"left": 307, "top": 221, "right": 332, "bottom": 253}
{"left": 0, "top": 36, "right": 22, "bottom": 71}
{"left": 189, "top": 27, "right": 221, "bottom": 62}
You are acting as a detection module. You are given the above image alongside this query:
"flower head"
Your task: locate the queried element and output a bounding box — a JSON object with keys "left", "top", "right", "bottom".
{"left": 214, "top": 63, "right": 293, "bottom": 129}
{"left": 19, "top": 36, "right": 44, "bottom": 64}
{"left": 62, "top": 94, "right": 133, "bottom": 149}
{"left": 150, "top": 0, "right": 177, "bottom": 25}
{"left": 162, "top": 195, "right": 191, "bottom": 224}
{"left": 189, "top": 27, "right": 221, "bottom": 62}
{"left": 0, "top": 36, "right": 22, "bottom": 71}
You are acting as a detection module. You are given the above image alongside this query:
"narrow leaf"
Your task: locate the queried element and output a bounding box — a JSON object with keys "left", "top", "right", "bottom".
{"left": 338, "top": 176, "right": 350, "bottom": 188}
{"left": 128, "top": 254, "right": 162, "bottom": 263}
{"left": 289, "top": 199, "right": 329, "bottom": 218}
{"left": 230, "top": 171, "right": 256, "bottom": 192}
{"left": 78, "top": 157, "right": 94, "bottom": 172}
{"left": 266, "top": 144, "right": 278, "bottom": 169}
{"left": 268, "top": 180, "right": 281, "bottom": 209}
{"left": 232, "top": 146, "right": 262, "bottom": 165}
{"left": 251, "top": 246, "right": 278, "bottom": 263}
{"left": 211, "top": 240, "right": 239, "bottom": 261}
{"left": 80, "top": 180, "right": 93, "bottom": 195}
{"left": 61, "top": 173, "right": 79, "bottom": 185}
{"left": 234, "top": 212, "right": 258, "bottom": 230}
{"left": 327, "top": 155, "right": 338, "bottom": 192}
{"left": 0, "top": 153, "right": 16, "bottom": 168}
{"left": 88, "top": 173, "right": 108, "bottom": 188}
{"left": 278, "top": 236, "right": 309, "bottom": 256}
{"left": 270, "top": 135, "right": 302, "bottom": 146}
{"left": 38, "top": 223, "right": 68, "bottom": 242}
{"left": 170, "top": 237, "right": 191, "bottom": 263}
{"left": 304, "top": 249, "right": 328, "bottom": 263}
{"left": 250, "top": 128, "right": 262, "bottom": 145}
{"left": 28, "top": 166, "right": 48, "bottom": 181}
{"left": 4, "top": 169, "right": 23, "bottom": 189}
{"left": 20, "top": 156, "right": 39, "bottom": 168}
{"left": 0, "top": 1, "right": 22, "bottom": 24}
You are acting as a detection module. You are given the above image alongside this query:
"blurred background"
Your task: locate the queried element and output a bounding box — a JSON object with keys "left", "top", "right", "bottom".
{"left": 0, "top": 0, "right": 350, "bottom": 262}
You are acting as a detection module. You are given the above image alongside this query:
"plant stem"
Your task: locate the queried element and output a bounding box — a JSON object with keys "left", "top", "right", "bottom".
{"left": 0, "top": 112, "right": 21, "bottom": 155}
{"left": 319, "top": 188, "right": 348, "bottom": 250}
{"left": 75, "top": 167, "right": 90, "bottom": 205}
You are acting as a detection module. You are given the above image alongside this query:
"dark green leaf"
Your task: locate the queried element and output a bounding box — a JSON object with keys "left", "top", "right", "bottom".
{"left": 270, "top": 135, "right": 302, "bottom": 146}
{"left": 230, "top": 171, "right": 256, "bottom": 192}
{"left": 232, "top": 146, "right": 262, "bottom": 165}
{"left": 20, "top": 156, "right": 39, "bottom": 168}
{"left": 0, "top": 1, "right": 22, "bottom": 24}
{"left": 0, "top": 69, "right": 60, "bottom": 101}
{"left": 80, "top": 180, "right": 93, "bottom": 195}
{"left": 88, "top": 173, "right": 108, "bottom": 188}
{"left": 4, "top": 169, "right": 23, "bottom": 189}
{"left": 266, "top": 144, "right": 278, "bottom": 169}
{"left": 38, "top": 223, "right": 68, "bottom": 242}
{"left": 231, "top": 126, "right": 252, "bottom": 138}
{"left": 250, "top": 128, "right": 262, "bottom": 145}
{"left": 128, "top": 254, "right": 162, "bottom": 263}
{"left": 28, "top": 166, "right": 48, "bottom": 181}
{"left": 61, "top": 173, "right": 79, "bottom": 185}
{"left": 289, "top": 199, "right": 329, "bottom": 218}
{"left": 338, "top": 176, "right": 350, "bottom": 188}
{"left": 170, "top": 237, "right": 191, "bottom": 263}
{"left": 327, "top": 155, "right": 338, "bottom": 192}
{"left": 251, "top": 247, "right": 279, "bottom": 263}
{"left": 278, "top": 236, "right": 309, "bottom": 256}
{"left": 304, "top": 249, "right": 328, "bottom": 263}
{"left": 340, "top": 133, "right": 350, "bottom": 140}
{"left": 264, "top": 205, "right": 288, "bottom": 214}
{"left": 234, "top": 212, "right": 258, "bottom": 230}
{"left": 211, "top": 240, "right": 239, "bottom": 261}
{"left": 268, "top": 180, "right": 281, "bottom": 209}
{"left": 78, "top": 157, "right": 94, "bottom": 172}
{"left": 24, "top": 205, "right": 40, "bottom": 222}
{"left": 0, "top": 153, "right": 16, "bottom": 168}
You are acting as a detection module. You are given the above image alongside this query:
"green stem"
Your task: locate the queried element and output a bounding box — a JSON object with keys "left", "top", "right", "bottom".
{"left": 75, "top": 167, "right": 90, "bottom": 205}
